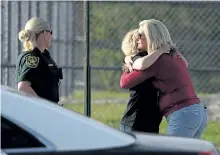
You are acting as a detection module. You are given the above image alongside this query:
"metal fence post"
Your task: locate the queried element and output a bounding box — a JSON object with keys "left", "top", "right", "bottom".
{"left": 84, "top": 0, "right": 91, "bottom": 117}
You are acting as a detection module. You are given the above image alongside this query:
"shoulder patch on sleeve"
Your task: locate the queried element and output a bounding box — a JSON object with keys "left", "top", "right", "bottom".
{"left": 25, "top": 55, "right": 39, "bottom": 68}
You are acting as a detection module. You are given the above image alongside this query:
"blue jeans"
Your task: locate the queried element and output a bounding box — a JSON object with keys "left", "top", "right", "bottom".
{"left": 166, "top": 103, "right": 208, "bottom": 139}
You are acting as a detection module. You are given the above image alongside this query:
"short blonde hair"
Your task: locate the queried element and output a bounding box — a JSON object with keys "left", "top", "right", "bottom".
{"left": 139, "top": 19, "right": 175, "bottom": 53}
{"left": 121, "top": 29, "right": 140, "bottom": 56}
{"left": 18, "top": 17, "right": 51, "bottom": 51}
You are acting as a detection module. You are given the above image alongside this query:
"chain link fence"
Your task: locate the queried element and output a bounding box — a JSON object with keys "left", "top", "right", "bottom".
{"left": 87, "top": 1, "right": 220, "bottom": 125}
{"left": 1, "top": 1, "right": 220, "bottom": 125}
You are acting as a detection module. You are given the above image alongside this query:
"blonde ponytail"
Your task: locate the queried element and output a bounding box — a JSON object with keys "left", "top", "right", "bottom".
{"left": 18, "top": 17, "right": 51, "bottom": 52}
{"left": 18, "top": 29, "right": 36, "bottom": 51}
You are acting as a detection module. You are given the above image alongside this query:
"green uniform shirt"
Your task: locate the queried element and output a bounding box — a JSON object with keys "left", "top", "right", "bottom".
{"left": 16, "top": 48, "right": 61, "bottom": 103}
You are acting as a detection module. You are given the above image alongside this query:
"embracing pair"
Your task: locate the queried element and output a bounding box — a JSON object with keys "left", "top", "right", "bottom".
{"left": 120, "top": 19, "right": 207, "bottom": 139}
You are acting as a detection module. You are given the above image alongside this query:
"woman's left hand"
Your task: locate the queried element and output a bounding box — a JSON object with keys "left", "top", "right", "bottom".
{"left": 122, "top": 63, "right": 133, "bottom": 72}
{"left": 124, "top": 55, "right": 134, "bottom": 65}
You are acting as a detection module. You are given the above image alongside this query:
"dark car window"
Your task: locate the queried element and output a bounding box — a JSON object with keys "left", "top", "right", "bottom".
{"left": 1, "top": 116, "right": 45, "bottom": 149}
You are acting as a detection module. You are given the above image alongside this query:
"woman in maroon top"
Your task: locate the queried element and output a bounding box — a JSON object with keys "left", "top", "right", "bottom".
{"left": 120, "top": 19, "right": 208, "bottom": 139}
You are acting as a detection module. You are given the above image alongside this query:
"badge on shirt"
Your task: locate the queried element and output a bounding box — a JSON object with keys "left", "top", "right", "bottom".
{"left": 25, "top": 56, "right": 39, "bottom": 68}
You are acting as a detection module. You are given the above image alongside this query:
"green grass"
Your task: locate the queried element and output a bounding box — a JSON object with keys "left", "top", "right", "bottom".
{"left": 71, "top": 90, "right": 211, "bottom": 100}
{"left": 72, "top": 90, "right": 129, "bottom": 100}
{"left": 64, "top": 103, "right": 220, "bottom": 150}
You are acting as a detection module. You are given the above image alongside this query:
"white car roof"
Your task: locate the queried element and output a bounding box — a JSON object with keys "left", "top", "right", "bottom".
{"left": 1, "top": 86, "right": 135, "bottom": 151}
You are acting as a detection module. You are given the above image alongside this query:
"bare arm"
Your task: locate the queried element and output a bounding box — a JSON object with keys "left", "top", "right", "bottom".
{"left": 18, "top": 81, "right": 38, "bottom": 97}
{"left": 132, "top": 44, "right": 170, "bottom": 70}
{"left": 132, "top": 50, "right": 164, "bottom": 70}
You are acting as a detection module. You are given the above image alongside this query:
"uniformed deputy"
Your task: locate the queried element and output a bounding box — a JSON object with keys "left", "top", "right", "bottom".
{"left": 16, "top": 17, "right": 63, "bottom": 103}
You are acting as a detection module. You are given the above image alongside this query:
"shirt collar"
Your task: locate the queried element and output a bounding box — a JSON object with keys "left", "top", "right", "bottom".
{"left": 32, "top": 47, "right": 41, "bottom": 54}
{"left": 42, "top": 49, "right": 50, "bottom": 56}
